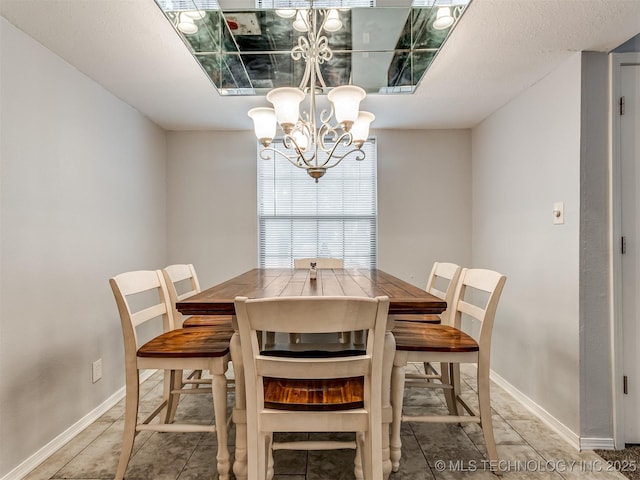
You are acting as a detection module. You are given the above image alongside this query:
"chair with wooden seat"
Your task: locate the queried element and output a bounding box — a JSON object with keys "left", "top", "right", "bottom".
{"left": 109, "top": 270, "right": 232, "bottom": 480}
{"left": 390, "top": 268, "right": 506, "bottom": 473}
{"left": 235, "top": 295, "right": 389, "bottom": 480}
{"left": 162, "top": 264, "right": 235, "bottom": 397}
{"left": 162, "top": 263, "right": 234, "bottom": 331}
{"left": 391, "top": 261, "right": 461, "bottom": 325}
{"left": 392, "top": 262, "right": 462, "bottom": 411}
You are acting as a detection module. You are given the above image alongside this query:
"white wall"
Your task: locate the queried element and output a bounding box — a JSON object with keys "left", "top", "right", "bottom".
{"left": 377, "top": 129, "right": 472, "bottom": 285}
{"left": 0, "top": 18, "right": 167, "bottom": 477}
{"left": 166, "top": 131, "right": 258, "bottom": 287}
{"left": 472, "top": 53, "right": 582, "bottom": 433}
{"left": 1, "top": 14, "right": 612, "bottom": 476}
{"left": 166, "top": 129, "right": 472, "bottom": 288}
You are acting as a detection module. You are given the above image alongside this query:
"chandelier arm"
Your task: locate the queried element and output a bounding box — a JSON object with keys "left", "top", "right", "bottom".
{"left": 291, "top": 36, "right": 308, "bottom": 61}
{"left": 282, "top": 132, "right": 319, "bottom": 167}
{"left": 261, "top": 146, "right": 317, "bottom": 170}
{"left": 313, "top": 34, "right": 331, "bottom": 88}
{"left": 316, "top": 35, "right": 333, "bottom": 63}
{"left": 319, "top": 104, "right": 334, "bottom": 125}
{"left": 293, "top": 36, "right": 311, "bottom": 88}
{"left": 316, "top": 131, "right": 357, "bottom": 167}
{"left": 317, "top": 126, "right": 352, "bottom": 151}
{"left": 316, "top": 123, "right": 340, "bottom": 154}
{"left": 321, "top": 147, "right": 368, "bottom": 171}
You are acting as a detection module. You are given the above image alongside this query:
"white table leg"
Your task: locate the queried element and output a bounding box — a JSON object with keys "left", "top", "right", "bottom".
{"left": 390, "top": 352, "right": 407, "bottom": 472}
{"left": 212, "top": 368, "right": 230, "bottom": 480}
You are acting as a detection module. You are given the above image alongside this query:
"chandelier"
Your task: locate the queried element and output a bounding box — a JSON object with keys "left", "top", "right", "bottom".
{"left": 247, "top": 7, "right": 375, "bottom": 182}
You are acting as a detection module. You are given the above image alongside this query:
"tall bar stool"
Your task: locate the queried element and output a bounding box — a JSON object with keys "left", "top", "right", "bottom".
{"left": 235, "top": 295, "right": 389, "bottom": 480}
{"left": 162, "top": 264, "right": 235, "bottom": 418}
{"left": 392, "top": 262, "right": 461, "bottom": 411}
{"left": 390, "top": 268, "right": 507, "bottom": 473}
{"left": 109, "top": 270, "right": 232, "bottom": 480}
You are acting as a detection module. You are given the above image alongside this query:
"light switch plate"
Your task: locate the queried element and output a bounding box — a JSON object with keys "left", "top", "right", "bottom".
{"left": 92, "top": 358, "right": 102, "bottom": 383}
{"left": 553, "top": 202, "right": 564, "bottom": 225}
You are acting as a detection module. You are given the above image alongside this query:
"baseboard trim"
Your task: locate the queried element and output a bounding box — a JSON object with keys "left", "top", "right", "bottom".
{"left": 580, "top": 437, "right": 616, "bottom": 450}
{"left": 1, "top": 370, "right": 156, "bottom": 480}
{"left": 3, "top": 367, "right": 617, "bottom": 480}
{"left": 489, "top": 369, "right": 581, "bottom": 450}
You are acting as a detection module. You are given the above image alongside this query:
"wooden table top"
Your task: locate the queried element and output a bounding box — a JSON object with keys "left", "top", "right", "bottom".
{"left": 176, "top": 268, "right": 446, "bottom": 316}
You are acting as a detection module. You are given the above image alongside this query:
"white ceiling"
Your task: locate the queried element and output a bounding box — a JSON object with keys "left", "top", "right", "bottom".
{"left": 2, "top": 0, "right": 639, "bottom": 131}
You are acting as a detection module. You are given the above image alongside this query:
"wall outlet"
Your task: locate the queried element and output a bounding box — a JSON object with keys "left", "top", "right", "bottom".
{"left": 92, "top": 358, "right": 102, "bottom": 383}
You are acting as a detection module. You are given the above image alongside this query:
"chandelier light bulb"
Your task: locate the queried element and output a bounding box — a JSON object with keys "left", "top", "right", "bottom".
{"left": 327, "top": 85, "right": 366, "bottom": 131}
{"left": 248, "top": 107, "right": 277, "bottom": 147}
{"left": 266, "top": 87, "right": 305, "bottom": 134}
{"left": 292, "top": 10, "right": 309, "bottom": 32}
{"left": 177, "top": 14, "right": 198, "bottom": 34}
{"left": 433, "top": 7, "right": 455, "bottom": 30}
{"left": 351, "top": 111, "right": 375, "bottom": 148}
{"left": 276, "top": 9, "right": 297, "bottom": 19}
{"left": 292, "top": 129, "right": 310, "bottom": 151}
{"left": 323, "top": 9, "right": 342, "bottom": 32}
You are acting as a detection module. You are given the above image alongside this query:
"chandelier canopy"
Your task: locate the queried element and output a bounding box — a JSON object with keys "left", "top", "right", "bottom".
{"left": 248, "top": 7, "right": 375, "bottom": 181}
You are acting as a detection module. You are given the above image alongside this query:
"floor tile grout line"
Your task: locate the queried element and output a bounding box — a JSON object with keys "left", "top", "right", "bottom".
{"left": 34, "top": 364, "right": 612, "bottom": 480}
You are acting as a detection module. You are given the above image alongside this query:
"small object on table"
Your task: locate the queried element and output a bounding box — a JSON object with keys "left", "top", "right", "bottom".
{"left": 309, "top": 261, "right": 317, "bottom": 280}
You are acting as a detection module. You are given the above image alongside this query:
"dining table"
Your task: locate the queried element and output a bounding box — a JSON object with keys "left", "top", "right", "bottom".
{"left": 176, "top": 267, "right": 446, "bottom": 480}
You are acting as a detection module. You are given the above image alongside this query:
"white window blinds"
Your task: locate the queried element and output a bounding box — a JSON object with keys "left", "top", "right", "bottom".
{"left": 258, "top": 138, "right": 378, "bottom": 269}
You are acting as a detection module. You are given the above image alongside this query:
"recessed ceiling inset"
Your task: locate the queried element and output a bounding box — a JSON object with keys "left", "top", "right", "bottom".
{"left": 153, "top": 0, "right": 470, "bottom": 96}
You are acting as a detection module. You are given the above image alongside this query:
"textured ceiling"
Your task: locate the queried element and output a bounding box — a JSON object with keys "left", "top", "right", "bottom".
{"left": 2, "top": 0, "right": 640, "bottom": 131}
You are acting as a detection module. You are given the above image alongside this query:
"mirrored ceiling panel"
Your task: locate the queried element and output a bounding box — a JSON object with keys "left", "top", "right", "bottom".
{"left": 154, "top": 0, "right": 470, "bottom": 95}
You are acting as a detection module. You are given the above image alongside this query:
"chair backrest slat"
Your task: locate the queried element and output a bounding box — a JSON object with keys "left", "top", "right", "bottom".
{"left": 235, "top": 295, "right": 389, "bottom": 417}
{"left": 429, "top": 286, "right": 447, "bottom": 300}
{"left": 164, "top": 264, "right": 201, "bottom": 292}
{"left": 241, "top": 296, "right": 378, "bottom": 333}
{"left": 110, "top": 270, "right": 176, "bottom": 352}
{"left": 113, "top": 269, "right": 162, "bottom": 296}
{"left": 425, "top": 262, "right": 462, "bottom": 325}
{"left": 256, "top": 356, "right": 371, "bottom": 379}
{"left": 456, "top": 300, "right": 485, "bottom": 321}
{"left": 462, "top": 268, "right": 504, "bottom": 294}
{"left": 130, "top": 303, "right": 168, "bottom": 328}
{"left": 452, "top": 268, "right": 507, "bottom": 346}
{"left": 162, "top": 264, "right": 202, "bottom": 327}
{"left": 294, "top": 258, "right": 344, "bottom": 269}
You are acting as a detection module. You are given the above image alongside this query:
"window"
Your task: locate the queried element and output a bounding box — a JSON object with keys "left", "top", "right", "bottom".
{"left": 258, "top": 138, "right": 377, "bottom": 268}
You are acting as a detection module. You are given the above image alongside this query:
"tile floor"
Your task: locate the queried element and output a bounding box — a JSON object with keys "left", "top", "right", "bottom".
{"left": 23, "top": 364, "right": 626, "bottom": 480}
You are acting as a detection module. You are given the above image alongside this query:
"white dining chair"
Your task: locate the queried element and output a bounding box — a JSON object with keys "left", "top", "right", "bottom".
{"left": 390, "top": 268, "right": 507, "bottom": 473}
{"left": 162, "top": 264, "right": 235, "bottom": 421}
{"left": 109, "top": 270, "right": 232, "bottom": 480}
{"left": 235, "top": 295, "right": 389, "bottom": 480}
{"left": 392, "top": 262, "right": 462, "bottom": 413}
{"left": 391, "top": 261, "right": 461, "bottom": 325}
{"left": 162, "top": 263, "right": 234, "bottom": 330}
